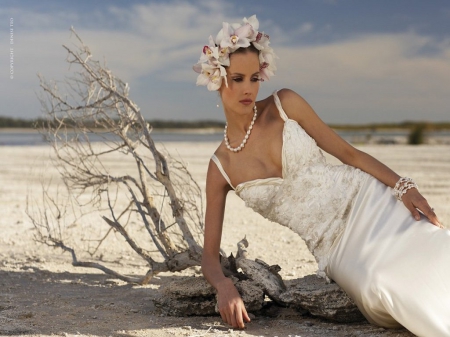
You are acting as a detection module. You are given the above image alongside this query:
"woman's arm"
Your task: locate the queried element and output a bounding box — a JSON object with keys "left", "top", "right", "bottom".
{"left": 202, "top": 159, "right": 250, "bottom": 329}
{"left": 277, "top": 88, "right": 442, "bottom": 227}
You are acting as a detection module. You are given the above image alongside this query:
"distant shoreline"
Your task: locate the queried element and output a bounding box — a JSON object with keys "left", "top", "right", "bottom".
{"left": 2, "top": 125, "right": 450, "bottom": 132}
{"left": 1, "top": 116, "right": 450, "bottom": 131}
{"left": 0, "top": 127, "right": 223, "bottom": 134}
{"left": 2, "top": 127, "right": 450, "bottom": 147}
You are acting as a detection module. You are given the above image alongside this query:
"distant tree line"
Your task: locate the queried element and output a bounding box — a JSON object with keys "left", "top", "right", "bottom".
{"left": 149, "top": 119, "right": 225, "bottom": 129}
{"left": 0, "top": 116, "right": 40, "bottom": 128}
{"left": 0, "top": 116, "right": 225, "bottom": 129}
{"left": 1, "top": 116, "right": 450, "bottom": 130}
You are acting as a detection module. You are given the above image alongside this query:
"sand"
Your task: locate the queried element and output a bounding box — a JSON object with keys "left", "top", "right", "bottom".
{"left": 1, "top": 142, "right": 449, "bottom": 337}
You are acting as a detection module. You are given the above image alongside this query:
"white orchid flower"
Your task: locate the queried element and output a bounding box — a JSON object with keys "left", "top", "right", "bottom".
{"left": 194, "top": 63, "right": 227, "bottom": 91}
{"left": 208, "top": 65, "right": 228, "bottom": 91}
{"left": 253, "top": 32, "right": 271, "bottom": 51}
{"left": 242, "top": 15, "right": 259, "bottom": 39}
{"left": 259, "top": 47, "right": 275, "bottom": 66}
{"left": 218, "top": 46, "right": 230, "bottom": 66}
{"left": 199, "top": 36, "right": 219, "bottom": 63}
{"left": 193, "top": 15, "right": 277, "bottom": 90}
{"left": 260, "top": 62, "right": 274, "bottom": 82}
{"left": 216, "top": 22, "right": 252, "bottom": 52}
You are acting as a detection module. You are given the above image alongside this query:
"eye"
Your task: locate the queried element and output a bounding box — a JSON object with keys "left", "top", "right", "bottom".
{"left": 232, "top": 77, "right": 243, "bottom": 82}
{"left": 251, "top": 77, "right": 261, "bottom": 82}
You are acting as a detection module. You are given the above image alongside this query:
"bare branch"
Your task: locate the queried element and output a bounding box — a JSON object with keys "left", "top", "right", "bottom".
{"left": 29, "top": 28, "right": 205, "bottom": 283}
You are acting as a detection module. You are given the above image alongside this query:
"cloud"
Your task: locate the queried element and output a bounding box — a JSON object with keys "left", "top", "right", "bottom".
{"left": 292, "top": 23, "right": 314, "bottom": 36}
{"left": 1, "top": 1, "right": 233, "bottom": 118}
{"left": 2, "top": 1, "right": 231, "bottom": 82}
{"left": 4, "top": 7, "right": 80, "bottom": 30}
{"left": 1, "top": 1, "right": 449, "bottom": 123}
{"left": 275, "top": 33, "right": 450, "bottom": 122}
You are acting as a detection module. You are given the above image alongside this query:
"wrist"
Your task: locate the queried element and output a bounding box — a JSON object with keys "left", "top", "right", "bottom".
{"left": 392, "top": 177, "right": 418, "bottom": 201}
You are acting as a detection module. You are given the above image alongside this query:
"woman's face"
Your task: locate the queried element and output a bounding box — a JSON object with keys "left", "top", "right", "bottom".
{"left": 220, "top": 50, "right": 261, "bottom": 115}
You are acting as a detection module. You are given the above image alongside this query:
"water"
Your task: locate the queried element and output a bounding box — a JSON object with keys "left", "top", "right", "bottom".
{"left": 0, "top": 131, "right": 46, "bottom": 146}
{"left": 1, "top": 129, "right": 450, "bottom": 146}
{"left": 0, "top": 130, "right": 224, "bottom": 146}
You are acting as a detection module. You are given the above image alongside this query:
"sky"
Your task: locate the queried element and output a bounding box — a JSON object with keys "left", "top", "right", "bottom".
{"left": 1, "top": 0, "right": 450, "bottom": 124}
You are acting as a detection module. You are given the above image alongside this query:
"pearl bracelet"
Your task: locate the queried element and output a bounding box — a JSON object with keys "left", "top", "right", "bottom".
{"left": 392, "top": 177, "right": 418, "bottom": 201}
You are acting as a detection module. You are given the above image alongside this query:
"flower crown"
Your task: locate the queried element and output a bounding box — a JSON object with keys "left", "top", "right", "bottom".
{"left": 193, "top": 15, "right": 277, "bottom": 91}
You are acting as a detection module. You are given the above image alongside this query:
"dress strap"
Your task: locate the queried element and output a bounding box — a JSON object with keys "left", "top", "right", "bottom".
{"left": 211, "top": 154, "right": 235, "bottom": 190}
{"left": 273, "top": 90, "right": 289, "bottom": 121}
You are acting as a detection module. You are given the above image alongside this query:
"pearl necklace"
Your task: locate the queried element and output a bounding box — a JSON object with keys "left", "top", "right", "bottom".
{"left": 224, "top": 105, "right": 257, "bottom": 152}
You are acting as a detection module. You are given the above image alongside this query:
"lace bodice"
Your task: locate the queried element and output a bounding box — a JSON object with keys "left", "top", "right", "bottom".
{"left": 212, "top": 90, "right": 370, "bottom": 276}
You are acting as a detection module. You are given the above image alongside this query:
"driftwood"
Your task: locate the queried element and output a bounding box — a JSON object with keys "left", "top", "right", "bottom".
{"left": 232, "top": 236, "right": 286, "bottom": 304}
{"left": 280, "top": 275, "right": 365, "bottom": 322}
{"left": 156, "top": 238, "right": 365, "bottom": 323}
{"left": 27, "top": 28, "right": 204, "bottom": 284}
{"left": 154, "top": 276, "right": 265, "bottom": 316}
{"left": 156, "top": 274, "right": 366, "bottom": 323}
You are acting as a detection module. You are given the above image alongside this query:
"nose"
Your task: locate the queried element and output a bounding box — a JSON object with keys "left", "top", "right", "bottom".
{"left": 243, "top": 79, "right": 253, "bottom": 95}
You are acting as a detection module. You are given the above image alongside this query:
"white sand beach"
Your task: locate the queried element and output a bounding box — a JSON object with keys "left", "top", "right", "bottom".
{"left": 1, "top": 142, "right": 449, "bottom": 336}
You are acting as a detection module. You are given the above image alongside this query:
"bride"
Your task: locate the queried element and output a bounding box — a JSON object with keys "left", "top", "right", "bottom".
{"left": 194, "top": 15, "right": 448, "bottom": 336}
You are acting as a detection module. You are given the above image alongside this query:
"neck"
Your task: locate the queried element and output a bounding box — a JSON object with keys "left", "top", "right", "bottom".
{"left": 223, "top": 106, "right": 257, "bottom": 135}
{"left": 223, "top": 105, "right": 258, "bottom": 152}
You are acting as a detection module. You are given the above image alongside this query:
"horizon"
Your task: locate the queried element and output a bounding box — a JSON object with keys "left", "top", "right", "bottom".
{"left": 2, "top": 115, "right": 450, "bottom": 129}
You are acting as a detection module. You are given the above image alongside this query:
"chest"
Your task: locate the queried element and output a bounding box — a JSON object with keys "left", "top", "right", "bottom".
{"left": 225, "top": 120, "right": 285, "bottom": 187}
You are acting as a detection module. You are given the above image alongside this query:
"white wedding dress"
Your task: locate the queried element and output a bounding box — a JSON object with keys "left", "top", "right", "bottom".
{"left": 211, "top": 91, "right": 450, "bottom": 336}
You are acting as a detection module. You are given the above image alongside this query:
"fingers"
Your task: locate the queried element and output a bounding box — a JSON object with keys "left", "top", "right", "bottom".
{"left": 231, "top": 305, "right": 246, "bottom": 329}
{"left": 406, "top": 204, "right": 421, "bottom": 221}
{"left": 242, "top": 306, "right": 251, "bottom": 323}
{"left": 219, "top": 307, "right": 231, "bottom": 327}
{"left": 219, "top": 310, "right": 227, "bottom": 326}
{"left": 216, "top": 280, "right": 249, "bottom": 329}
{"left": 220, "top": 309, "right": 245, "bottom": 329}
{"left": 218, "top": 301, "right": 247, "bottom": 329}
{"left": 419, "top": 207, "right": 443, "bottom": 228}
{"left": 403, "top": 192, "right": 443, "bottom": 228}
{"left": 234, "top": 305, "right": 251, "bottom": 328}
{"left": 231, "top": 310, "right": 241, "bottom": 329}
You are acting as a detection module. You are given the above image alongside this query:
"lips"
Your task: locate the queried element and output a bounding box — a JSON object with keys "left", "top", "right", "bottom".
{"left": 240, "top": 99, "right": 253, "bottom": 105}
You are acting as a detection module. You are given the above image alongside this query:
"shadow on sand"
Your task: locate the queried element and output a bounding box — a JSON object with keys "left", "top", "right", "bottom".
{"left": 0, "top": 267, "right": 413, "bottom": 336}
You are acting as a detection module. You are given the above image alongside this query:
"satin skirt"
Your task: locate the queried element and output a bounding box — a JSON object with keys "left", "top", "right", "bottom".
{"left": 326, "top": 176, "right": 450, "bottom": 337}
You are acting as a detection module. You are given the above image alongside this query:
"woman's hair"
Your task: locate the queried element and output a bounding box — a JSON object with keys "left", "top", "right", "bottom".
{"left": 232, "top": 43, "right": 260, "bottom": 56}
{"left": 193, "top": 15, "right": 277, "bottom": 91}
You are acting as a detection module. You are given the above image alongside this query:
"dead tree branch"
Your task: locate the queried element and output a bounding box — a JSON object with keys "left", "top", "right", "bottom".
{"left": 28, "top": 28, "right": 204, "bottom": 284}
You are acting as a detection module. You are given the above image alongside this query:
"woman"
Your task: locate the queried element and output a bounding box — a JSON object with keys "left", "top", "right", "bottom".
{"left": 194, "top": 15, "right": 449, "bottom": 336}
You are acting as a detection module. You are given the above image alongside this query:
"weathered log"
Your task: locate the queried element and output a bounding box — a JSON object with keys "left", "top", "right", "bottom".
{"left": 234, "top": 280, "right": 265, "bottom": 313}
{"left": 154, "top": 276, "right": 265, "bottom": 316}
{"left": 155, "top": 274, "right": 365, "bottom": 323}
{"left": 280, "top": 274, "right": 366, "bottom": 323}
{"left": 154, "top": 276, "right": 217, "bottom": 316}
{"left": 236, "top": 258, "right": 286, "bottom": 304}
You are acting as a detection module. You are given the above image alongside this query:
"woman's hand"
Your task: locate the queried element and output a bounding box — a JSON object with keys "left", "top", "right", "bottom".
{"left": 216, "top": 278, "right": 251, "bottom": 329}
{"left": 402, "top": 188, "right": 443, "bottom": 228}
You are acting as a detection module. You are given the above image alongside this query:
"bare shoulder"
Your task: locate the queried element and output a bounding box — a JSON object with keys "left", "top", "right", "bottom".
{"left": 256, "top": 92, "right": 275, "bottom": 110}
{"left": 275, "top": 88, "right": 359, "bottom": 162}
{"left": 207, "top": 148, "right": 232, "bottom": 194}
{"left": 276, "top": 88, "right": 314, "bottom": 121}
{"left": 212, "top": 143, "right": 229, "bottom": 171}
{"left": 256, "top": 91, "right": 284, "bottom": 122}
